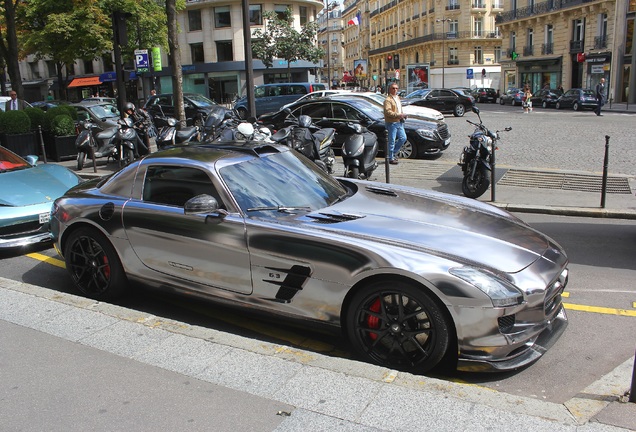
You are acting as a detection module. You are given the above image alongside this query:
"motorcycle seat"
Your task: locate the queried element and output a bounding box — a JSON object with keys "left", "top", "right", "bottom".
{"left": 176, "top": 126, "right": 198, "bottom": 141}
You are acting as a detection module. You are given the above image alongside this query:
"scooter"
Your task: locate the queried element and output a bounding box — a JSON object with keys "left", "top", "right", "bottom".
{"left": 270, "top": 112, "right": 336, "bottom": 173}
{"left": 116, "top": 117, "right": 147, "bottom": 166}
{"left": 458, "top": 106, "right": 512, "bottom": 198}
{"left": 75, "top": 120, "right": 118, "bottom": 170}
{"left": 213, "top": 110, "right": 272, "bottom": 142}
{"left": 154, "top": 114, "right": 200, "bottom": 149}
{"left": 340, "top": 122, "right": 379, "bottom": 179}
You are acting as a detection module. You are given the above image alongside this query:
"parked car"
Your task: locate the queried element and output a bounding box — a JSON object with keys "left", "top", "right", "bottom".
{"left": 31, "top": 100, "right": 71, "bottom": 111}
{"left": 471, "top": 88, "right": 498, "bottom": 103}
{"left": 82, "top": 97, "right": 117, "bottom": 105}
{"left": 402, "top": 88, "right": 474, "bottom": 117}
{"left": 0, "top": 96, "right": 32, "bottom": 112}
{"left": 451, "top": 87, "right": 476, "bottom": 104}
{"left": 50, "top": 142, "right": 570, "bottom": 374}
{"left": 234, "top": 82, "right": 327, "bottom": 119}
{"left": 555, "top": 88, "right": 598, "bottom": 111}
{"left": 499, "top": 88, "right": 524, "bottom": 106}
{"left": 0, "top": 146, "right": 82, "bottom": 248}
{"left": 72, "top": 101, "right": 120, "bottom": 131}
{"left": 529, "top": 88, "right": 564, "bottom": 108}
{"left": 144, "top": 93, "right": 225, "bottom": 126}
{"left": 259, "top": 95, "right": 451, "bottom": 159}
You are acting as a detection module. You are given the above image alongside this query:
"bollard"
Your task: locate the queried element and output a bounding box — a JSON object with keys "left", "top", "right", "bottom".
{"left": 384, "top": 129, "right": 390, "bottom": 183}
{"left": 630, "top": 346, "right": 636, "bottom": 403}
{"left": 600, "top": 135, "right": 610, "bottom": 208}
{"left": 37, "top": 125, "right": 47, "bottom": 164}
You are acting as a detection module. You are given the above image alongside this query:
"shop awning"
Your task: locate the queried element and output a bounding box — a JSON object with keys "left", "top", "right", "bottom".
{"left": 67, "top": 76, "right": 101, "bottom": 88}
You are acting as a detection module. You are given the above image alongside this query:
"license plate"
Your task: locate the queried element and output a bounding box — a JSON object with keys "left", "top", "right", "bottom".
{"left": 39, "top": 212, "right": 50, "bottom": 224}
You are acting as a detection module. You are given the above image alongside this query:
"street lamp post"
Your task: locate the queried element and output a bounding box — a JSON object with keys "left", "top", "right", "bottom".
{"left": 436, "top": 18, "right": 451, "bottom": 88}
{"left": 325, "top": 1, "right": 337, "bottom": 89}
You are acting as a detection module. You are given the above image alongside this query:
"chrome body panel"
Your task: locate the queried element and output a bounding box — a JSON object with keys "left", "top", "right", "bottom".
{"left": 51, "top": 144, "right": 569, "bottom": 372}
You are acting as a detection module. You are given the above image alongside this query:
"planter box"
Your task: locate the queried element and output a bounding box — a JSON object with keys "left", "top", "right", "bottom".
{"left": 45, "top": 134, "right": 77, "bottom": 162}
{"left": 1, "top": 132, "right": 38, "bottom": 157}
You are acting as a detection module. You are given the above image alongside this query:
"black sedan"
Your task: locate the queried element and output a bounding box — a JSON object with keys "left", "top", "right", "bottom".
{"left": 259, "top": 96, "right": 451, "bottom": 159}
{"left": 529, "top": 88, "right": 563, "bottom": 108}
{"left": 555, "top": 88, "right": 598, "bottom": 111}
{"left": 50, "top": 143, "right": 569, "bottom": 374}
{"left": 499, "top": 88, "right": 524, "bottom": 106}
{"left": 144, "top": 93, "right": 227, "bottom": 126}
{"left": 471, "top": 88, "right": 498, "bottom": 103}
{"left": 401, "top": 88, "right": 473, "bottom": 117}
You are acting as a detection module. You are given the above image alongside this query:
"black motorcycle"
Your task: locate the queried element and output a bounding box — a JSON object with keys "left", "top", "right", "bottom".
{"left": 458, "top": 106, "right": 511, "bottom": 198}
{"left": 116, "top": 117, "right": 146, "bottom": 166}
{"left": 211, "top": 110, "right": 272, "bottom": 142}
{"left": 75, "top": 120, "right": 118, "bottom": 170}
{"left": 154, "top": 115, "right": 200, "bottom": 149}
{"left": 340, "top": 122, "right": 379, "bottom": 179}
{"left": 270, "top": 112, "right": 335, "bottom": 173}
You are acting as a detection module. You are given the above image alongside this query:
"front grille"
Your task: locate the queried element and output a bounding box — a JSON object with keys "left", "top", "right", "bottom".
{"left": 498, "top": 314, "right": 515, "bottom": 333}
{"left": 437, "top": 123, "right": 450, "bottom": 140}
{"left": 0, "top": 220, "right": 42, "bottom": 237}
{"left": 544, "top": 268, "right": 568, "bottom": 315}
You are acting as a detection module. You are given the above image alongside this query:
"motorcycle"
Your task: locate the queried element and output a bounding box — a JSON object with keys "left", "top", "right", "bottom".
{"left": 270, "top": 111, "right": 336, "bottom": 173}
{"left": 340, "top": 122, "right": 379, "bottom": 179}
{"left": 116, "top": 117, "right": 147, "bottom": 166}
{"left": 154, "top": 114, "right": 200, "bottom": 149}
{"left": 458, "top": 106, "right": 512, "bottom": 198}
{"left": 213, "top": 110, "right": 272, "bottom": 142}
{"left": 75, "top": 120, "right": 118, "bottom": 170}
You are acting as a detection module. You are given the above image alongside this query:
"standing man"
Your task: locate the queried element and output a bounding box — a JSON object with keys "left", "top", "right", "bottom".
{"left": 5, "top": 91, "right": 27, "bottom": 111}
{"left": 383, "top": 84, "right": 407, "bottom": 165}
{"left": 594, "top": 77, "right": 606, "bottom": 116}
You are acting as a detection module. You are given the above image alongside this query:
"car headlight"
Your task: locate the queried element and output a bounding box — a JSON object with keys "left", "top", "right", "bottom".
{"left": 416, "top": 128, "right": 436, "bottom": 139}
{"left": 449, "top": 267, "right": 523, "bottom": 307}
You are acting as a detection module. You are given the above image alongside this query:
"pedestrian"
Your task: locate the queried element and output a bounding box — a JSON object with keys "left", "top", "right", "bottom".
{"left": 5, "top": 91, "right": 27, "bottom": 111}
{"left": 557, "top": 84, "right": 564, "bottom": 93}
{"left": 383, "top": 83, "right": 408, "bottom": 165}
{"left": 150, "top": 89, "right": 157, "bottom": 96}
{"left": 523, "top": 86, "right": 533, "bottom": 113}
{"left": 594, "top": 77, "right": 606, "bottom": 116}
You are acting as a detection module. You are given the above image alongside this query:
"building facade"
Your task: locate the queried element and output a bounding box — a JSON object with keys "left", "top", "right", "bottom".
{"left": 497, "top": 0, "right": 634, "bottom": 102}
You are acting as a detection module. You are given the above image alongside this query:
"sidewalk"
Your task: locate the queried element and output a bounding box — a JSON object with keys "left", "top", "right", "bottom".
{"left": 1, "top": 277, "right": 634, "bottom": 431}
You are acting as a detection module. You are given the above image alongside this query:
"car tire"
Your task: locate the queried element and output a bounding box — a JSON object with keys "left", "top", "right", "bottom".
{"left": 573, "top": 101, "right": 580, "bottom": 111}
{"left": 345, "top": 280, "right": 451, "bottom": 374}
{"left": 236, "top": 107, "right": 248, "bottom": 120}
{"left": 453, "top": 104, "right": 465, "bottom": 117}
{"left": 555, "top": 102, "right": 561, "bottom": 110}
{"left": 542, "top": 101, "right": 548, "bottom": 109}
{"left": 64, "top": 227, "right": 127, "bottom": 301}
{"left": 77, "top": 152, "right": 86, "bottom": 170}
{"left": 397, "top": 140, "right": 417, "bottom": 159}
{"left": 462, "top": 162, "right": 490, "bottom": 198}
{"left": 499, "top": 98, "right": 505, "bottom": 105}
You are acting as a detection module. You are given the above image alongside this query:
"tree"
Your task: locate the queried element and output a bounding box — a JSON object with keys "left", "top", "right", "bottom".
{"left": 252, "top": 8, "right": 323, "bottom": 82}
{"left": 166, "top": 0, "right": 185, "bottom": 126}
{"left": 0, "top": 0, "right": 25, "bottom": 98}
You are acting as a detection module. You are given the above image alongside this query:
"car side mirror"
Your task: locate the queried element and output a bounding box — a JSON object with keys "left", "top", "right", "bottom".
{"left": 184, "top": 194, "right": 228, "bottom": 224}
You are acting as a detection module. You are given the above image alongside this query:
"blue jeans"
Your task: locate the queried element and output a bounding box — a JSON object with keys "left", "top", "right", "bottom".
{"left": 386, "top": 121, "right": 407, "bottom": 160}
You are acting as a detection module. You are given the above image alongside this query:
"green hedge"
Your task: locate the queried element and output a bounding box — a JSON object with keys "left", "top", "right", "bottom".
{"left": 0, "top": 110, "right": 31, "bottom": 134}
{"left": 50, "top": 114, "right": 76, "bottom": 136}
{"left": 24, "top": 107, "right": 46, "bottom": 131}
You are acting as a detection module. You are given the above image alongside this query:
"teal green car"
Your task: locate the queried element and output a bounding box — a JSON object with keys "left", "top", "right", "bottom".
{"left": 0, "top": 146, "right": 82, "bottom": 248}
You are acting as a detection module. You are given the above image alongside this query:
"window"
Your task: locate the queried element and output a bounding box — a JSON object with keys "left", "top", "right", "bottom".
{"left": 573, "top": 18, "right": 584, "bottom": 41}
{"left": 449, "top": 47, "right": 458, "bottom": 65}
{"left": 216, "top": 41, "right": 233, "bottom": 62}
{"left": 274, "top": 5, "right": 289, "bottom": 21}
{"left": 494, "top": 46, "right": 501, "bottom": 63}
{"left": 215, "top": 6, "right": 231, "bottom": 28}
{"left": 83, "top": 60, "right": 93, "bottom": 74}
{"left": 249, "top": 5, "right": 262, "bottom": 25}
{"left": 299, "top": 6, "right": 308, "bottom": 25}
{"left": 190, "top": 43, "right": 204, "bottom": 63}
{"left": 46, "top": 61, "right": 56, "bottom": 77}
{"left": 143, "top": 166, "right": 222, "bottom": 209}
{"left": 188, "top": 10, "right": 202, "bottom": 32}
{"left": 473, "top": 17, "right": 483, "bottom": 37}
{"left": 473, "top": 46, "right": 483, "bottom": 64}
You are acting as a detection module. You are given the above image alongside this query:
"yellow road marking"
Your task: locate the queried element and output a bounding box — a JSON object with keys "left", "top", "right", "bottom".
{"left": 564, "top": 302, "right": 636, "bottom": 317}
{"left": 26, "top": 252, "right": 65, "bottom": 269}
{"left": 562, "top": 291, "right": 570, "bottom": 298}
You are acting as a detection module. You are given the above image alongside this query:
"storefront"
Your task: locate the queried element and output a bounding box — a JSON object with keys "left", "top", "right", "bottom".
{"left": 585, "top": 52, "right": 611, "bottom": 95}
{"left": 516, "top": 56, "right": 563, "bottom": 93}
{"left": 500, "top": 62, "right": 517, "bottom": 91}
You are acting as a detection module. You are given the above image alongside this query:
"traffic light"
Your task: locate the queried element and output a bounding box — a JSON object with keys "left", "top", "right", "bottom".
{"left": 387, "top": 55, "right": 393, "bottom": 69}
{"left": 394, "top": 54, "right": 400, "bottom": 69}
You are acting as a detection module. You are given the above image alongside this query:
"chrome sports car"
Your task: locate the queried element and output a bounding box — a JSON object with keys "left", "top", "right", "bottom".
{"left": 0, "top": 146, "right": 82, "bottom": 248}
{"left": 51, "top": 143, "right": 569, "bottom": 374}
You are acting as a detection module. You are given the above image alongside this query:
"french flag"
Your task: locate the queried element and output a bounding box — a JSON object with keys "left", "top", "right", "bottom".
{"left": 348, "top": 12, "right": 360, "bottom": 26}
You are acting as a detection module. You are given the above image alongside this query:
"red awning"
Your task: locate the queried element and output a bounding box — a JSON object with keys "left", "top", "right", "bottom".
{"left": 67, "top": 76, "right": 101, "bottom": 88}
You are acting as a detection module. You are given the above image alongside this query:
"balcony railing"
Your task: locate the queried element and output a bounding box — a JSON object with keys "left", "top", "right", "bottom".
{"left": 446, "top": 4, "right": 460, "bottom": 10}
{"left": 541, "top": 43, "right": 554, "bottom": 54}
{"left": 497, "top": 0, "right": 599, "bottom": 24}
{"left": 448, "top": 59, "right": 459, "bottom": 65}
{"left": 368, "top": 31, "right": 501, "bottom": 56}
{"left": 594, "top": 35, "right": 607, "bottom": 49}
{"left": 570, "top": 40, "right": 584, "bottom": 53}
{"left": 472, "top": 2, "right": 487, "bottom": 8}
{"left": 523, "top": 45, "right": 534, "bottom": 56}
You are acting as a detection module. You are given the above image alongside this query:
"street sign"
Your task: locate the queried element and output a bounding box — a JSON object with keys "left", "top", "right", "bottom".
{"left": 395, "top": 69, "right": 400, "bottom": 79}
{"left": 134, "top": 49, "right": 149, "bottom": 73}
{"left": 466, "top": 68, "right": 474, "bottom": 79}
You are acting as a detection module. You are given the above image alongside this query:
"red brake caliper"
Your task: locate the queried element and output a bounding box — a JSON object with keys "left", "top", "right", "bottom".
{"left": 103, "top": 256, "right": 111, "bottom": 279}
{"left": 366, "top": 298, "right": 381, "bottom": 341}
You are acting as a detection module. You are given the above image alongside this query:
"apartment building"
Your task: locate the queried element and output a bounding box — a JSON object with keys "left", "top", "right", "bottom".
{"left": 317, "top": 4, "right": 344, "bottom": 87}
{"left": 497, "top": 0, "right": 634, "bottom": 102}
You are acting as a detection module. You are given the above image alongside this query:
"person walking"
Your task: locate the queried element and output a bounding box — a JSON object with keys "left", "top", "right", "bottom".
{"left": 594, "top": 77, "right": 606, "bottom": 116}
{"left": 5, "top": 91, "right": 27, "bottom": 111}
{"left": 383, "top": 84, "right": 407, "bottom": 165}
{"left": 523, "top": 86, "right": 533, "bottom": 113}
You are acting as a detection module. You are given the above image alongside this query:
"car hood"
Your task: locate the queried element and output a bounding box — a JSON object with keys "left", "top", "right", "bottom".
{"left": 0, "top": 164, "right": 81, "bottom": 207}
{"left": 305, "top": 184, "right": 550, "bottom": 274}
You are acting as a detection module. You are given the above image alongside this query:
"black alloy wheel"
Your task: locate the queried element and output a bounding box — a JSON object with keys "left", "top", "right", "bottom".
{"left": 64, "top": 227, "right": 127, "bottom": 301}
{"left": 346, "top": 281, "right": 451, "bottom": 374}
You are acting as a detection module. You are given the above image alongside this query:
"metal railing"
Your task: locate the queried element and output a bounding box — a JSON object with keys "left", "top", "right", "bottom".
{"left": 497, "top": 0, "right": 599, "bottom": 23}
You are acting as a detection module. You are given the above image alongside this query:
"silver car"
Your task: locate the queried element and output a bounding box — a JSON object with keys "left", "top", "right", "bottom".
{"left": 51, "top": 143, "right": 569, "bottom": 374}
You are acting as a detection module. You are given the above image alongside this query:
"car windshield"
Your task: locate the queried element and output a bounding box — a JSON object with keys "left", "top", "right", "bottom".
{"left": 406, "top": 89, "right": 430, "bottom": 98}
{"left": 219, "top": 150, "right": 347, "bottom": 216}
{"left": 582, "top": 90, "right": 596, "bottom": 96}
{"left": 187, "top": 94, "right": 217, "bottom": 108}
{"left": 0, "top": 147, "right": 29, "bottom": 172}
{"left": 88, "top": 104, "right": 119, "bottom": 118}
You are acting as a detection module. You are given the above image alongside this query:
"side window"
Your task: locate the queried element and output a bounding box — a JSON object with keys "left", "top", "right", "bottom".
{"left": 332, "top": 103, "right": 359, "bottom": 120}
{"left": 429, "top": 90, "right": 441, "bottom": 97}
{"left": 156, "top": 96, "right": 171, "bottom": 106}
{"left": 77, "top": 109, "right": 90, "bottom": 121}
{"left": 254, "top": 87, "right": 266, "bottom": 98}
{"left": 297, "top": 103, "right": 331, "bottom": 119}
{"left": 289, "top": 85, "right": 307, "bottom": 95}
{"left": 142, "top": 165, "right": 224, "bottom": 209}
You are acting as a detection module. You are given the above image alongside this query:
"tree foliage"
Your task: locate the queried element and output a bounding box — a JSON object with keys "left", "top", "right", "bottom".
{"left": 252, "top": 8, "right": 323, "bottom": 81}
